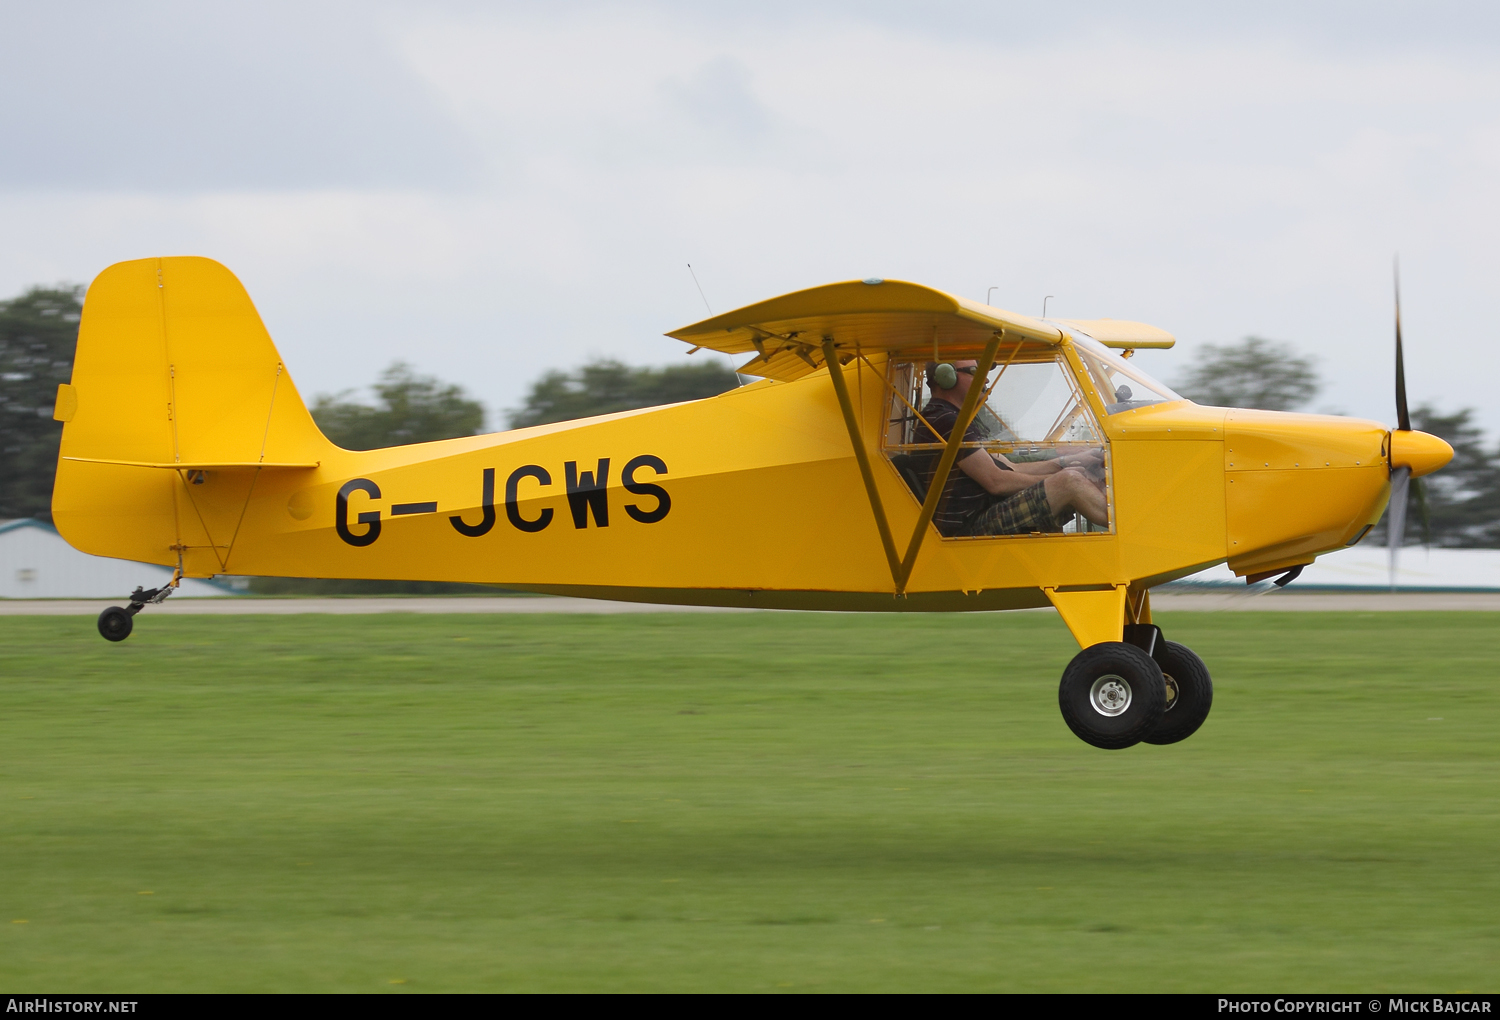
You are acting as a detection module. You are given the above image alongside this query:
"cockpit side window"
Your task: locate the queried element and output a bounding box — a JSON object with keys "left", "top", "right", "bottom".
{"left": 883, "top": 351, "right": 1113, "bottom": 538}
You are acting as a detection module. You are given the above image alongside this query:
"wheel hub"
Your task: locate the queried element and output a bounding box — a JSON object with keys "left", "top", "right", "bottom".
{"left": 1163, "top": 674, "right": 1179, "bottom": 712}
{"left": 1088, "top": 674, "right": 1132, "bottom": 717}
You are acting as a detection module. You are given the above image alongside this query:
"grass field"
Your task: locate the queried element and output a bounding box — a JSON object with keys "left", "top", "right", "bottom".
{"left": 1, "top": 609, "right": 1497, "bottom": 992}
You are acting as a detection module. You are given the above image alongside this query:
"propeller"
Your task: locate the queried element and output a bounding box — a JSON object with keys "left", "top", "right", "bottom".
{"left": 1394, "top": 261, "right": 1410, "bottom": 433}
{"left": 1388, "top": 260, "right": 1432, "bottom": 590}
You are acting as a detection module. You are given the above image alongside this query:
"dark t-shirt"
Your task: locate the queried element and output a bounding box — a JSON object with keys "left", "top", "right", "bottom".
{"left": 913, "top": 398, "right": 1011, "bottom": 535}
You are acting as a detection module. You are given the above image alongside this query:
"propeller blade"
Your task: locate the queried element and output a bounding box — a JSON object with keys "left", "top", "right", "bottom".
{"left": 1388, "top": 465, "right": 1410, "bottom": 590}
{"left": 1394, "top": 258, "right": 1410, "bottom": 432}
{"left": 1414, "top": 475, "right": 1432, "bottom": 547}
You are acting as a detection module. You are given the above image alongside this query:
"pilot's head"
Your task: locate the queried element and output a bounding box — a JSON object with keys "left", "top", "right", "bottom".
{"left": 926, "top": 359, "right": 979, "bottom": 399}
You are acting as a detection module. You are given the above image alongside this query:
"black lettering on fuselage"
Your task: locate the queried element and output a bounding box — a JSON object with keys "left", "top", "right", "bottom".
{"left": 450, "top": 467, "right": 497, "bottom": 537}
{"left": 564, "top": 459, "right": 610, "bottom": 529}
{"left": 343, "top": 455, "right": 670, "bottom": 547}
{"left": 622, "top": 454, "right": 671, "bottom": 524}
{"left": 506, "top": 465, "right": 554, "bottom": 533}
{"left": 336, "top": 478, "right": 381, "bottom": 547}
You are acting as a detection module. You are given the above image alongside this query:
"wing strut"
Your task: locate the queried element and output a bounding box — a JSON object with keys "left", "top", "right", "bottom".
{"left": 894, "top": 330, "right": 1004, "bottom": 592}
{"left": 821, "top": 338, "right": 903, "bottom": 590}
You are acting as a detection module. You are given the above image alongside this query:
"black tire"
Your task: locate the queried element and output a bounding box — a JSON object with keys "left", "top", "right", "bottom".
{"left": 1058, "top": 642, "right": 1167, "bottom": 749}
{"left": 1143, "top": 641, "right": 1213, "bottom": 745}
{"left": 98, "top": 606, "right": 133, "bottom": 642}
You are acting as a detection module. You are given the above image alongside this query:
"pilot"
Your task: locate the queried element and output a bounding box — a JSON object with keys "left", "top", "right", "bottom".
{"left": 916, "top": 359, "right": 1109, "bottom": 536}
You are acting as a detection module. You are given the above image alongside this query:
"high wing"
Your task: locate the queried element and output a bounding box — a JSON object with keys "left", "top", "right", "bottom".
{"left": 1057, "top": 319, "right": 1176, "bottom": 350}
{"left": 666, "top": 279, "right": 1063, "bottom": 380}
{"left": 666, "top": 279, "right": 1176, "bottom": 379}
{"left": 61, "top": 457, "right": 319, "bottom": 470}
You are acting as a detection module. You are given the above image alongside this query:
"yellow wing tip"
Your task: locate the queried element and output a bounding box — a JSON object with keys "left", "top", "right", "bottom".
{"left": 1058, "top": 319, "right": 1176, "bottom": 349}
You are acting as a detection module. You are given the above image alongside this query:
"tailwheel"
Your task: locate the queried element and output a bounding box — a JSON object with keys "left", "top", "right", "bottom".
{"left": 1058, "top": 642, "right": 1167, "bottom": 749}
{"left": 1143, "top": 641, "right": 1213, "bottom": 745}
{"left": 96, "top": 584, "right": 173, "bottom": 642}
{"left": 97, "top": 606, "right": 134, "bottom": 642}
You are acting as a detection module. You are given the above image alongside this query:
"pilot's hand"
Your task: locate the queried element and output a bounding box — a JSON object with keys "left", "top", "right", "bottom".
{"left": 1058, "top": 448, "right": 1104, "bottom": 470}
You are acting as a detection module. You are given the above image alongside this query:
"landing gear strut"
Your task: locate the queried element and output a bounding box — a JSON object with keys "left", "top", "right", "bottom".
{"left": 1058, "top": 624, "right": 1214, "bottom": 749}
{"left": 97, "top": 584, "right": 174, "bottom": 642}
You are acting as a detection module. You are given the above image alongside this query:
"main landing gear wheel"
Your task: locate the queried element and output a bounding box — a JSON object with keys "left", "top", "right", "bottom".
{"left": 1143, "top": 640, "right": 1213, "bottom": 745}
{"left": 1058, "top": 642, "right": 1167, "bottom": 749}
{"left": 97, "top": 606, "right": 134, "bottom": 642}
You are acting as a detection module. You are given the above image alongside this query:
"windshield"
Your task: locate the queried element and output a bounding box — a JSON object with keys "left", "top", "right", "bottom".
{"left": 978, "top": 357, "right": 1100, "bottom": 444}
{"left": 1070, "top": 334, "right": 1183, "bottom": 414}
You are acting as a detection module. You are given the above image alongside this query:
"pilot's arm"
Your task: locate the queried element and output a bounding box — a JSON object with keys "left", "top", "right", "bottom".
{"left": 1005, "top": 449, "right": 1104, "bottom": 477}
{"left": 960, "top": 449, "right": 1105, "bottom": 496}
{"left": 956, "top": 449, "right": 1040, "bottom": 496}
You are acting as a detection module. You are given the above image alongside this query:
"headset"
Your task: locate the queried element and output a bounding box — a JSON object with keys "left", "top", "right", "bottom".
{"left": 926, "top": 361, "right": 970, "bottom": 390}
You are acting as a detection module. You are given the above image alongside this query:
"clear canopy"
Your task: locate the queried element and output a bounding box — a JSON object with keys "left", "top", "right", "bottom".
{"left": 1069, "top": 335, "right": 1182, "bottom": 414}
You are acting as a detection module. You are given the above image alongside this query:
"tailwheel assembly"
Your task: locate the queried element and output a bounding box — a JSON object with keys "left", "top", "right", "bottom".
{"left": 1058, "top": 642, "right": 1167, "bottom": 749}
{"left": 97, "top": 584, "right": 175, "bottom": 642}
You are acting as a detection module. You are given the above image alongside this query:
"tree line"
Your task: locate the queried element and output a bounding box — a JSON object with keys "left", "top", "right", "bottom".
{"left": 3, "top": 284, "right": 1495, "bottom": 549}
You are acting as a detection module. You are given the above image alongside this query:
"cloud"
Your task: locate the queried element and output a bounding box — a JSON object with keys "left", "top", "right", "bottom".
{"left": 663, "top": 57, "right": 771, "bottom": 146}
{"left": 1, "top": 1, "right": 1498, "bottom": 435}
{"left": 0, "top": 0, "right": 479, "bottom": 189}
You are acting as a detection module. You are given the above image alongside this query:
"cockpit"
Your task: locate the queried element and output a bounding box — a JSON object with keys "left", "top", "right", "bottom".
{"left": 881, "top": 335, "right": 1182, "bottom": 539}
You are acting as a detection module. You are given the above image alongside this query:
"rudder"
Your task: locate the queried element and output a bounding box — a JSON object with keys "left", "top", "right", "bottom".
{"left": 53, "top": 257, "right": 328, "bottom": 576}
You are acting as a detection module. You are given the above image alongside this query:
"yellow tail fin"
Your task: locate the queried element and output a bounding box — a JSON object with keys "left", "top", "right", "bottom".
{"left": 53, "top": 257, "right": 328, "bottom": 576}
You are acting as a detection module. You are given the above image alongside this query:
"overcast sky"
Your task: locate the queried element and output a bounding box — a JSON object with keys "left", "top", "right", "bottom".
{"left": 3, "top": 1, "right": 1498, "bottom": 435}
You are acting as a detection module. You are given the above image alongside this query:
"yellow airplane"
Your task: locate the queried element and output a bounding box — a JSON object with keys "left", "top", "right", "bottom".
{"left": 51, "top": 257, "right": 1454, "bottom": 749}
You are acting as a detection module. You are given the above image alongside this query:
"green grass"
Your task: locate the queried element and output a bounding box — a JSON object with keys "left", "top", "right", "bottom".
{"left": 1, "top": 609, "right": 1496, "bottom": 992}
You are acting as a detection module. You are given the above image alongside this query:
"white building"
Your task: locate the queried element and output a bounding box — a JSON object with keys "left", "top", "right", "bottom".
{"left": 1171, "top": 545, "right": 1500, "bottom": 591}
{"left": 0, "top": 519, "right": 237, "bottom": 598}
{"left": 3, "top": 516, "right": 1492, "bottom": 599}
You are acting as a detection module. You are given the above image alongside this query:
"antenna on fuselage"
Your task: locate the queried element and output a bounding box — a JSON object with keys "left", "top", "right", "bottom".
{"left": 1042, "top": 295, "right": 1055, "bottom": 318}
{"left": 687, "top": 264, "right": 714, "bottom": 316}
{"left": 986, "top": 286, "right": 998, "bottom": 306}
{"left": 688, "top": 263, "right": 747, "bottom": 387}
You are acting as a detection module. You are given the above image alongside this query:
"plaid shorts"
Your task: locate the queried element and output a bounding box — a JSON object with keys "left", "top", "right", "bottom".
{"left": 962, "top": 481, "right": 1058, "bottom": 536}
